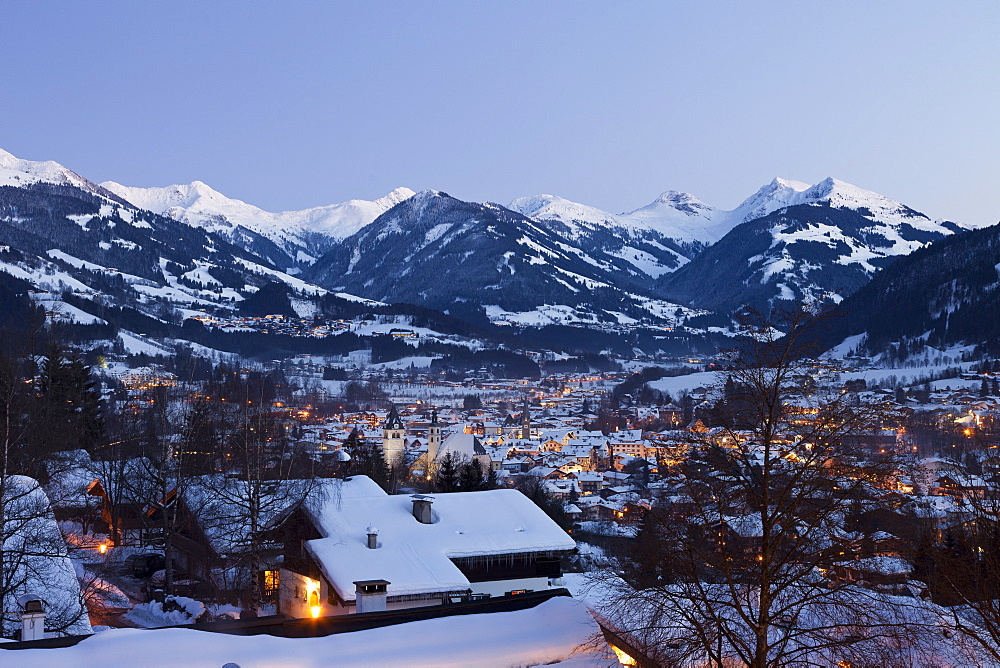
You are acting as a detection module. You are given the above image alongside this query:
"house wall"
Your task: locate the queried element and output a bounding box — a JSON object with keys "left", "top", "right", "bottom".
{"left": 469, "top": 576, "right": 550, "bottom": 598}
{"left": 324, "top": 593, "right": 455, "bottom": 616}
{"left": 279, "top": 567, "right": 328, "bottom": 619}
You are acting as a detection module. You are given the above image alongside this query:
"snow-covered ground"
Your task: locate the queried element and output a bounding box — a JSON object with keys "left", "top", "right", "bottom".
{"left": 647, "top": 370, "right": 721, "bottom": 397}
{"left": 10, "top": 597, "right": 611, "bottom": 667}
{"left": 369, "top": 356, "right": 439, "bottom": 370}
{"left": 125, "top": 597, "right": 206, "bottom": 628}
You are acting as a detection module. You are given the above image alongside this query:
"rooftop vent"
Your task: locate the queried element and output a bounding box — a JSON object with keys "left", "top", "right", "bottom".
{"left": 411, "top": 494, "right": 434, "bottom": 524}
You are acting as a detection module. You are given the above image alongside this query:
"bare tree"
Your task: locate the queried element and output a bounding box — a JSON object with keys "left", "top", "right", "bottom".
{"left": 191, "top": 376, "right": 321, "bottom": 612}
{"left": 917, "top": 481, "right": 1000, "bottom": 662}
{"left": 599, "top": 307, "right": 923, "bottom": 666}
{"left": 128, "top": 385, "right": 209, "bottom": 597}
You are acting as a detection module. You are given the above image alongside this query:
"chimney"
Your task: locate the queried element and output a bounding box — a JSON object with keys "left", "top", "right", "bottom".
{"left": 354, "top": 579, "right": 389, "bottom": 614}
{"left": 366, "top": 526, "right": 379, "bottom": 549}
{"left": 18, "top": 595, "right": 45, "bottom": 641}
{"left": 411, "top": 494, "right": 434, "bottom": 524}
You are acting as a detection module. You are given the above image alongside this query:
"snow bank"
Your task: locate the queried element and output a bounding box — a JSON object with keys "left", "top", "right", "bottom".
{"left": 11, "top": 597, "right": 608, "bottom": 667}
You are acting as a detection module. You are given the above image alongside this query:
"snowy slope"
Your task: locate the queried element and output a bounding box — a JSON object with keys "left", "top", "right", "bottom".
{"left": 102, "top": 179, "right": 415, "bottom": 262}
{"left": 308, "top": 190, "right": 695, "bottom": 325}
{"left": 724, "top": 177, "right": 812, "bottom": 227}
{"left": 0, "top": 148, "right": 126, "bottom": 202}
{"left": 509, "top": 193, "right": 708, "bottom": 280}
{"left": 513, "top": 177, "right": 980, "bottom": 284}
{"left": 621, "top": 190, "right": 723, "bottom": 242}
{"left": 657, "top": 178, "right": 981, "bottom": 312}
{"left": 511, "top": 191, "right": 721, "bottom": 245}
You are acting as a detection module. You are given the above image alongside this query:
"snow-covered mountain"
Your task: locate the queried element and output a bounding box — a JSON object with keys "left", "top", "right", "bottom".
{"left": 0, "top": 148, "right": 127, "bottom": 202}
{"left": 102, "top": 179, "right": 415, "bottom": 268}
{"left": 621, "top": 190, "right": 724, "bottom": 242}
{"left": 307, "top": 190, "right": 698, "bottom": 327}
{"left": 511, "top": 190, "right": 721, "bottom": 243}
{"left": 2, "top": 147, "right": 983, "bottom": 335}
{"left": 510, "top": 179, "right": 827, "bottom": 280}
{"left": 823, "top": 221, "right": 1000, "bottom": 355}
{"left": 0, "top": 150, "right": 347, "bottom": 337}
{"left": 657, "top": 177, "right": 980, "bottom": 312}
{"left": 0, "top": 151, "right": 514, "bottom": 363}
{"left": 507, "top": 193, "right": 696, "bottom": 280}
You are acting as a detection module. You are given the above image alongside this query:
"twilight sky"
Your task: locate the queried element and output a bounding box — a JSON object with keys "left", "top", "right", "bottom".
{"left": 3, "top": 1, "right": 999, "bottom": 226}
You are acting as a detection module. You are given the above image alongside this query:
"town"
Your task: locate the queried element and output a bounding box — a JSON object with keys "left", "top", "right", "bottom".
{"left": 2, "top": 311, "right": 1000, "bottom": 665}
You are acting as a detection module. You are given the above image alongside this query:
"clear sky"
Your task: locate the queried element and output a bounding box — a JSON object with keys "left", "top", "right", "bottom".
{"left": 2, "top": 1, "right": 998, "bottom": 226}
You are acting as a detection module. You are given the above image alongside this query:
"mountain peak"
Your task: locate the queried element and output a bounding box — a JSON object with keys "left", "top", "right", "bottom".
{"left": 653, "top": 189, "right": 697, "bottom": 203}
{"left": 728, "top": 177, "right": 814, "bottom": 226}
{"left": 648, "top": 190, "right": 714, "bottom": 215}
{"left": 801, "top": 177, "right": 880, "bottom": 204}
{"left": 386, "top": 186, "right": 416, "bottom": 200}
{"left": 508, "top": 193, "right": 619, "bottom": 229}
{"left": 0, "top": 148, "right": 108, "bottom": 195}
{"left": 771, "top": 177, "right": 811, "bottom": 191}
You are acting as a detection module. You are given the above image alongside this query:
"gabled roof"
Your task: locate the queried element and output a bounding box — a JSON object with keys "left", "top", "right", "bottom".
{"left": 439, "top": 433, "right": 487, "bottom": 459}
{"left": 305, "top": 489, "right": 575, "bottom": 601}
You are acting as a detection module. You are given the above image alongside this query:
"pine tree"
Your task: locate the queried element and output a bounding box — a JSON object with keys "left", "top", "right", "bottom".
{"left": 31, "top": 345, "right": 103, "bottom": 469}
{"left": 345, "top": 431, "right": 391, "bottom": 491}
{"left": 433, "top": 452, "right": 461, "bottom": 492}
{"left": 459, "top": 458, "right": 493, "bottom": 491}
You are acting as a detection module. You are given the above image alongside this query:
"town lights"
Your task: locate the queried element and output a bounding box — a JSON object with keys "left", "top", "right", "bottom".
{"left": 310, "top": 605, "right": 322, "bottom": 618}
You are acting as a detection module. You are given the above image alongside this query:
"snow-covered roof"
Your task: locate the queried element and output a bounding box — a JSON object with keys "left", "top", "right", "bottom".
{"left": 306, "top": 489, "right": 575, "bottom": 601}
{"left": 851, "top": 556, "right": 912, "bottom": 575}
{"left": 182, "top": 475, "right": 384, "bottom": 556}
{"left": 437, "top": 433, "right": 487, "bottom": 460}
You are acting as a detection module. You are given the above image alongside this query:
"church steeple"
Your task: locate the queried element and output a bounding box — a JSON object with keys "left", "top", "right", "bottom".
{"left": 520, "top": 395, "right": 530, "bottom": 440}
{"left": 382, "top": 404, "right": 405, "bottom": 465}
{"left": 384, "top": 404, "right": 404, "bottom": 430}
{"left": 427, "top": 409, "right": 441, "bottom": 462}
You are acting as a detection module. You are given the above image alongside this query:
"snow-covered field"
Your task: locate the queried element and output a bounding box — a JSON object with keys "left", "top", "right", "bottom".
{"left": 647, "top": 370, "right": 721, "bottom": 397}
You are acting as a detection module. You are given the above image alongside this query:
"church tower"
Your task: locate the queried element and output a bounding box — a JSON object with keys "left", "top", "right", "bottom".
{"left": 427, "top": 409, "right": 441, "bottom": 463}
{"left": 520, "top": 395, "right": 531, "bottom": 440}
{"left": 382, "top": 404, "right": 405, "bottom": 465}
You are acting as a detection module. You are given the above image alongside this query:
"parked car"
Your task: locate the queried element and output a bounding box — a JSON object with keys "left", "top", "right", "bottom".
{"left": 124, "top": 553, "right": 166, "bottom": 578}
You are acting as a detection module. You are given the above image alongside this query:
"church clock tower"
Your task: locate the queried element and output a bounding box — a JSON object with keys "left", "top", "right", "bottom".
{"left": 427, "top": 409, "right": 441, "bottom": 462}
{"left": 382, "top": 404, "right": 405, "bottom": 465}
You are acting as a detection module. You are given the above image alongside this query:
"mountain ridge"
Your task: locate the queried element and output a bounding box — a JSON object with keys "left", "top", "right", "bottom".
{"left": 1, "top": 147, "right": 983, "bottom": 336}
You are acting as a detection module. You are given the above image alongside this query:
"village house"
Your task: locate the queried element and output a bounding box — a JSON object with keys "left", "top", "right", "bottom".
{"left": 275, "top": 481, "right": 575, "bottom": 618}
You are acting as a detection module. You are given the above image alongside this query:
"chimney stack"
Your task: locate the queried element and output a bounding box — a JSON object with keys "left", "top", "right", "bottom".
{"left": 366, "top": 526, "right": 379, "bottom": 549}
{"left": 411, "top": 494, "right": 434, "bottom": 524}
{"left": 18, "top": 595, "right": 45, "bottom": 641}
{"left": 354, "top": 579, "right": 389, "bottom": 614}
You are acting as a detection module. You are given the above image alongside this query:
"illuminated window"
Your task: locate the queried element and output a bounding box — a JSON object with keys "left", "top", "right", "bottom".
{"left": 263, "top": 570, "right": 280, "bottom": 599}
